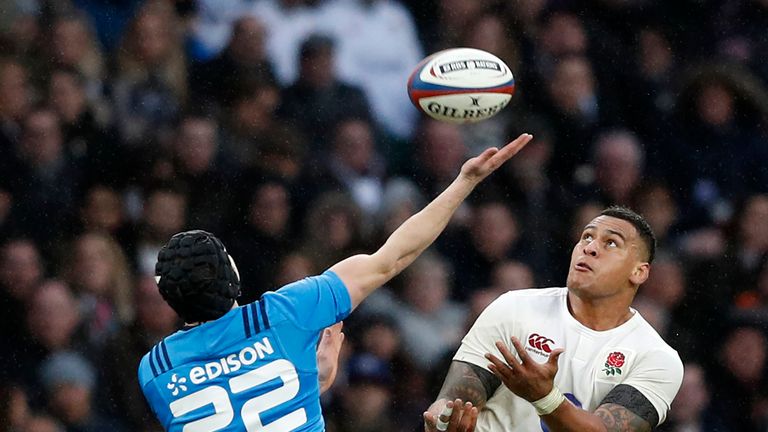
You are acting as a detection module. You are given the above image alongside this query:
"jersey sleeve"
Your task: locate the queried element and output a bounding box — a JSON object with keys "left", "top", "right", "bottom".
{"left": 265, "top": 271, "right": 352, "bottom": 332}
{"left": 620, "top": 348, "right": 684, "bottom": 425}
{"left": 453, "top": 293, "right": 515, "bottom": 371}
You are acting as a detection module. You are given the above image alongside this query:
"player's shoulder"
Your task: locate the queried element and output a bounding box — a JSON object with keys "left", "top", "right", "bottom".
{"left": 138, "top": 337, "right": 175, "bottom": 387}
{"left": 630, "top": 313, "right": 684, "bottom": 369}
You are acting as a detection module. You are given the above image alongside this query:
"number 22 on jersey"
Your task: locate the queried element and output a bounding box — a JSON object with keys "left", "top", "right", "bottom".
{"left": 169, "top": 359, "right": 306, "bottom": 432}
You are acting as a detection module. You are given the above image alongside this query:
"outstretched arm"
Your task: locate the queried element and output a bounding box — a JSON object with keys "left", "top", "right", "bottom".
{"left": 330, "top": 134, "right": 533, "bottom": 309}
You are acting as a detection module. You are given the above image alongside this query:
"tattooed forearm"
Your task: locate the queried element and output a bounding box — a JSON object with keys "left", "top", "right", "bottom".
{"left": 437, "top": 361, "right": 500, "bottom": 409}
{"left": 594, "top": 403, "right": 652, "bottom": 432}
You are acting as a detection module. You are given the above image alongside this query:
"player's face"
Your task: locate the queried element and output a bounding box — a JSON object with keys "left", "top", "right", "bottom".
{"left": 566, "top": 216, "right": 649, "bottom": 298}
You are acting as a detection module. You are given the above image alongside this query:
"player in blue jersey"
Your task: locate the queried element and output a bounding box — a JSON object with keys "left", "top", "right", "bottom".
{"left": 138, "top": 133, "right": 534, "bottom": 432}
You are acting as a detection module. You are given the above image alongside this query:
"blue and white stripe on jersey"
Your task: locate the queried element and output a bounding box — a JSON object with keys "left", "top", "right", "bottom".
{"left": 148, "top": 340, "right": 173, "bottom": 378}
{"left": 241, "top": 300, "right": 271, "bottom": 338}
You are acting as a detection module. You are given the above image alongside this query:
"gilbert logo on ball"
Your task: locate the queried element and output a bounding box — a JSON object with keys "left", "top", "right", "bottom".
{"left": 407, "top": 47, "right": 515, "bottom": 124}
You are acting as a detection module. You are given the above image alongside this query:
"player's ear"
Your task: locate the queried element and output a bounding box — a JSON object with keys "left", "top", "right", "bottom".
{"left": 629, "top": 262, "right": 650, "bottom": 286}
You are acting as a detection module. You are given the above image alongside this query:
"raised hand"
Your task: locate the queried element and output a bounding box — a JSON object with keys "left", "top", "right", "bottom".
{"left": 317, "top": 322, "right": 345, "bottom": 393}
{"left": 460, "top": 133, "right": 533, "bottom": 184}
{"left": 485, "top": 336, "right": 564, "bottom": 402}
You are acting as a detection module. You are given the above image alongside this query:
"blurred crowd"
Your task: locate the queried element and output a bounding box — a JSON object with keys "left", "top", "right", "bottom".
{"left": 0, "top": 0, "right": 767, "bottom": 431}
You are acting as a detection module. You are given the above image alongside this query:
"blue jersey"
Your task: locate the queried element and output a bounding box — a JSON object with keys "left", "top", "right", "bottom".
{"left": 138, "top": 271, "right": 352, "bottom": 432}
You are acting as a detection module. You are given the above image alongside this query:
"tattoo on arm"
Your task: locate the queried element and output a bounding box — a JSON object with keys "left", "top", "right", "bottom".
{"left": 594, "top": 404, "right": 652, "bottom": 432}
{"left": 594, "top": 384, "right": 659, "bottom": 432}
{"left": 437, "top": 361, "right": 501, "bottom": 409}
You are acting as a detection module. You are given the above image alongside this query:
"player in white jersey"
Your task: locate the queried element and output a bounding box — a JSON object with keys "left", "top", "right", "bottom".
{"left": 424, "top": 206, "right": 684, "bottom": 432}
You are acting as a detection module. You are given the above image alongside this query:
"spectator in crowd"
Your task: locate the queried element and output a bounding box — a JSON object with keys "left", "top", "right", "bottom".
{"left": 578, "top": 129, "right": 645, "bottom": 206}
{"left": 279, "top": 34, "right": 372, "bottom": 149}
{"left": 40, "top": 351, "right": 124, "bottom": 431}
{"left": 62, "top": 232, "right": 134, "bottom": 351}
{"left": 423, "top": 0, "right": 491, "bottom": 52}
{"left": 391, "top": 252, "right": 466, "bottom": 371}
{"left": 541, "top": 55, "right": 608, "bottom": 184}
{"left": 24, "top": 413, "right": 66, "bottom": 432}
{"left": 47, "top": 67, "right": 117, "bottom": 185}
{"left": 491, "top": 260, "right": 535, "bottom": 292}
{"left": 248, "top": 0, "right": 323, "bottom": 85}
{"left": 130, "top": 185, "right": 188, "bottom": 275}
{"left": 444, "top": 200, "right": 528, "bottom": 296}
{"left": 327, "top": 353, "right": 398, "bottom": 432}
{"left": 42, "top": 13, "right": 107, "bottom": 106}
{"left": 112, "top": 0, "right": 187, "bottom": 146}
{"left": 625, "top": 27, "right": 680, "bottom": 147}
{"left": 190, "top": 15, "right": 275, "bottom": 111}
{"left": 299, "top": 117, "right": 386, "bottom": 220}
{"left": 657, "top": 363, "right": 729, "bottom": 432}
{"left": 734, "top": 259, "right": 768, "bottom": 311}
{"left": 0, "top": 239, "right": 44, "bottom": 377}
{"left": 273, "top": 251, "right": 317, "bottom": 287}
{"left": 0, "top": 383, "right": 32, "bottom": 432}
{"left": 320, "top": 0, "right": 423, "bottom": 140}
{"left": 225, "top": 180, "right": 294, "bottom": 301}
{"left": 0, "top": 239, "right": 43, "bottom": 342}
{"left": 726, "top": 194, "right": 768, "bottom": 293}
{"left": 171, "top": 113, "right": 233, "bottom": 232}
{"left": 101, "top": 276, "right": 176, "bottom": 432}
{"left": 710, "top": 325, "right": 768, "bottom": 431}
{"left": 12, "top": 107, "right": 82, "bottom": 249}
{"left": 15, "top": 281, "right": 85, "bottom": 391}
{"left": 220, "top": 74, "right": 305, "bottom": 168}
{"left": 77, "top": 184, "right": 128, "bottom": 240}
{"left": 0, "top": 58, "right": 33, "bottom": 188}
{"left": 408, "top": 119, "right": 469, "bottom": 199}
{"left": 632, "top": 181, "right": 681, "bottom": 252}
{"left": 670, "top": 65, "right": 768, "bottom": 224}
{"left": 300, "top": 191, "right": 365, "bottom": 271}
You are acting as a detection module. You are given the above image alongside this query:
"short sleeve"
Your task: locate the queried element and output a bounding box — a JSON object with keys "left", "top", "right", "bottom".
{"left": 265, "top": 271, "right": 352, "bottom": 332}
{"left": 621, "top": 348, "right": 684, "bottom": 425}
{"left": 453, "top": 293, "right": 516, "bottom": 370}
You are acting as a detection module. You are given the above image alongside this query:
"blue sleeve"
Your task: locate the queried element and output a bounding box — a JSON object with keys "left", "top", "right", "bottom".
{"left": 265, "top": 271, "right": 352, "bottom": 331}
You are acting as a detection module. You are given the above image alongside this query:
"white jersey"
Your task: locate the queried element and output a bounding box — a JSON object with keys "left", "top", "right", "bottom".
{"left": 454, "top": 288, "right": 683, "bottom": 432}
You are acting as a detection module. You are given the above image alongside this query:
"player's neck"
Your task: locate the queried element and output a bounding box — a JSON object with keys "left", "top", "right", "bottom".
{"left": 566, "top": 292, "right": 634, "bottom": 331}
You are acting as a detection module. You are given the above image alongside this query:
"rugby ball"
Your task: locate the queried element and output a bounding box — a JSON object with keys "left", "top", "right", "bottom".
{"left": 407, "top": 48, "right": 515, "bottom": 124}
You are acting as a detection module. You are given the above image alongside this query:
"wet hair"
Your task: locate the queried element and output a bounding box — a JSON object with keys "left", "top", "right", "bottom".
{"left": 600, "top": 206, "right": 656, "bottom": 263}
{"left": 155, "top": 230, "right": 241, "bottom": 322}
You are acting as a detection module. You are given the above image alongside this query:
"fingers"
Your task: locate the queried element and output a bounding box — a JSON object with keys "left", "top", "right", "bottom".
{"left": 460, "top": 406, "right": 478, "bottom": 432}
{"left": 490, "top": 133, "right": 533, "bottom": 163}
{"left": 423, "top": 411, "right": 437, "bottom": 431}
{"left": 447, "top": 400, "right": 473, "bottom": 432}
{"left": 495, "top": 340, "right": 522, "bottom": 368}
{"left": 485, "top": 352, "right": 513, "bottom": 380}
{"left": 422, "top": 411, "right": 437, "bottom": 432}
{"left": 434, "top": 399, "right": 456, "bottom": 432}
{"left": 474, "top": 146, "right": 500, "bottom": 164}
{"left": 424, "top": 399, "right": 478, "bottom": 432}
{"left": 510, "top": 336, "right": 532, "bottom": 364}
{"left": 548, "top": 348, "right": 564, "bottom": 367}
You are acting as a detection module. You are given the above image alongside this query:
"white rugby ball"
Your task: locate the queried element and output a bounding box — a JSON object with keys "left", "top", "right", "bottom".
{"left": 407, "top": 48, "right": 515, "bottom": 124}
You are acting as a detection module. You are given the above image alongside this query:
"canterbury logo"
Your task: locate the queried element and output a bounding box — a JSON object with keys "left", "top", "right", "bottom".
{"left": 528, "top": 333, "right": 554, "bottom": 353}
